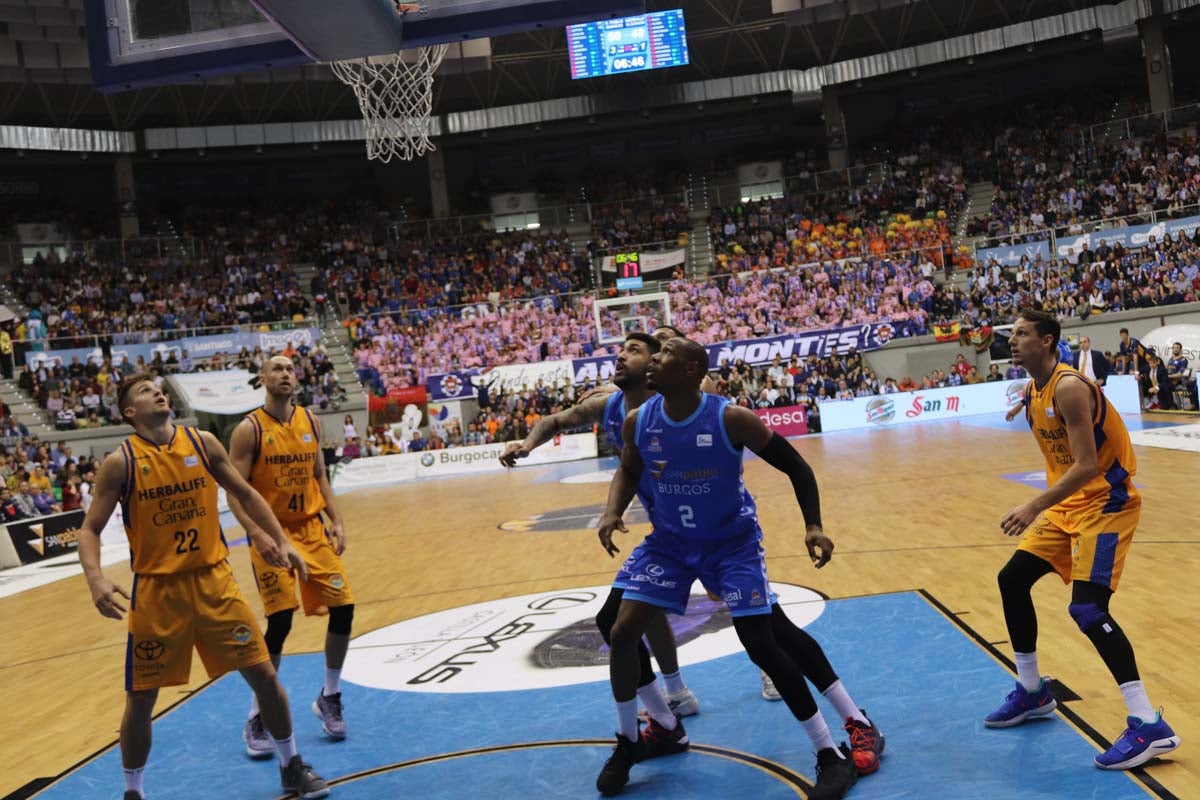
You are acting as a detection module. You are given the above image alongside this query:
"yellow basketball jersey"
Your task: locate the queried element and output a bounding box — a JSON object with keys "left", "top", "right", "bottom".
{"left": 245, "top": 406, "right": 325, "bottom": 523}
{"left": 1024, "top": 363, "right": 1139, "bottom": 520}
{"left": 121, "top": 427, "right": 228, "bottom": 575}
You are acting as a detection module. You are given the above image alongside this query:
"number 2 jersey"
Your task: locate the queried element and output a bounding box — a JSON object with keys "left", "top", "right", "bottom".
{"left": 245, "top": 405, "right": 325, "bottom": 524}
{"left": 120, "top": 427, "right": 227, "bottom": 575}
{"left": 633, "top": 393, "right": 759, "bottom": 541}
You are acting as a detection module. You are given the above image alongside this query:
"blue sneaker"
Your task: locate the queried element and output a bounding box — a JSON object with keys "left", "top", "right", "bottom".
{"left": 984, "top": 679, "right": 1058, "bottom": 728}
{"left": 1095, "top": 711, "right": 1181, "bottom": 770}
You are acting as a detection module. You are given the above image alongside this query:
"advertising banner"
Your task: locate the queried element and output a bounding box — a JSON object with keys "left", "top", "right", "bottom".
{"left": 5, "top": 509, "right": 85, "bottom": 564}
{"left": 25, "top": 328, "right": 322, "bottom": 370}
{"left": 976, "top": 239, "right": 1053, "bottom": 267}
{"left": 754, "top": 405, "right": 809, "bottom": 437}
{"left": 819, "top": 375, "right": 1140, "bottom": 433}
{"left": 171, "top": 370, "right": 264, "bottom": 415}
{"left": 600, "top": 249, "right": 686, "bottom": 274}
{"left": 1055, "top": 214, "right": 1200, "bottom": 260}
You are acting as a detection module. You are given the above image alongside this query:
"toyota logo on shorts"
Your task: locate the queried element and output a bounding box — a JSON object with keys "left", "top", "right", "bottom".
{"left": 134, "top": 640, "right": 165, "bottom": 661}
{"left": 260, "top": 572, "right": 278, "bottom": 588}
{"left": 646, "top": 564, "right": 666, "bottom": 577}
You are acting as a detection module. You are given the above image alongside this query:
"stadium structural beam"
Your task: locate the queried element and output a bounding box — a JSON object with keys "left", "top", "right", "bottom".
{"left": 1138, "top": 10, "right": 1175, "bottom": 113}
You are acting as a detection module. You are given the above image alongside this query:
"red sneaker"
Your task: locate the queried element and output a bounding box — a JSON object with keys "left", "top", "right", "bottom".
{"left": 844, "top": 713, "right": 885, "bottom": 776}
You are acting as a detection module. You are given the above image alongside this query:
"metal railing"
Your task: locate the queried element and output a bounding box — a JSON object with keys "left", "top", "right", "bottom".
{"left": 10, "top": 317, "right": 318, "bottom": 353}
{"left": 0, "top": 235, "right": 204, "bottom": 266}
{"left": 1081, "top": 101, "right": 1200, "bottom": 144}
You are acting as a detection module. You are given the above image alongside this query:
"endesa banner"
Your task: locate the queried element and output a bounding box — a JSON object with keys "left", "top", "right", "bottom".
{"left": 427, "top": 321, "right": 911, "bottom": 400}
{"left": 754, "top": 405, "right": 809, "bottom": 437}
{"left": 1056, "top": 214, "right": 1200, "bottom": 260}
{"left": 332, "top": 433, "right": 598, "bottom": 489}
{"left": 5, "top": 509, "right": 85, "bottom": 565}
{"left": 820, "top": 375, "right": 1140, "bottom": 433}
{"left": 25, "top": 328, "right": 322, "bottom": 370}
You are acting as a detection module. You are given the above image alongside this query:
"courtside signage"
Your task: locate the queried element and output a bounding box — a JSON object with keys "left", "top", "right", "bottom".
{"left": 342, "top": 583, "right": 824, "bottom": 693}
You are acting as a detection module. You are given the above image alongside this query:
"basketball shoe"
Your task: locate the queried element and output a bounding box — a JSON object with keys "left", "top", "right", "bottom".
{"left": 313, "top": 690, "right": 347, "bottom": 739}
{"left": 984, "top": 679, "right": 1057, "bottom": 728}
{"left": 596, "top": 730, "right": 647, "bottom": 796}
{"left": 1095, "top": 711, "right": 1181, "bottom": 770}
{"left": 123, "top": 792, "right": 143, "bottom": 800}
{"left": 666, "top": 687, "right": 700, "bottom": 717}
{"left": 243, "top": 713, "right": 275, "bottom": 759}
{"left": 280, "top": 755, "right": 329, "bottom": 800}
{"left": 761, "top": 670, "right": 782, "bottom": 701}
{"left": 809, "top": 743, "right": 858, "bottom": 800}
{"left": 844, "top": 712, "right": 886, "bottom": 775}
{"left": 641, "top": 715, "right": 689, "bottom": 759}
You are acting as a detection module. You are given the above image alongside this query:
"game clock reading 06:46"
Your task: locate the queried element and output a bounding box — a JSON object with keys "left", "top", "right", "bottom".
{"left": 567, "top": 9, "right": 689, "bottom": 80}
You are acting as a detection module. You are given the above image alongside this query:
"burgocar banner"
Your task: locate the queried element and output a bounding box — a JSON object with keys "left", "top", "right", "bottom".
{"left": 6, "top": 509, "right": 85, "bottom": 564}
{"left": 428, "top": 321, "right": 911, "bottom": 400}
{"left": 171, "top": 370, "right": 265, "bottom": 415}
{"left": 977, "top": 238, "right": 1053, "bottom": 267}
{"left": 1056, "top": 214, "right": 1200, "bottom": 261}
{"left": 332, "top": 433, "right": 598, "bottom": 489}
{"left": 25, "top": 328, "right": 321, "bottom": 370}
{"left": 820, "top": 375, "right": 1140, "bottom": 433}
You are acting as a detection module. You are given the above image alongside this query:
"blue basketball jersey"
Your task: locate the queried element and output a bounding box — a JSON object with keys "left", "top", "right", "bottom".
{"left": 634, "top": 393, "right": 759, "bottom": 541}
{"left": 605, "top": 389, "right": 657, "bottom": 514}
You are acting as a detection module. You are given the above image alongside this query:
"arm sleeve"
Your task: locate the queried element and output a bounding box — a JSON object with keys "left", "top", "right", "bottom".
{"left": 754, "top": 432, "right": 822, "bottom": 528}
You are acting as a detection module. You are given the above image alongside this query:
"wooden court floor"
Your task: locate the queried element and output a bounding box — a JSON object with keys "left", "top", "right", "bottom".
{"left": 1, "top": 416, "right": 1196, "bottom": 799}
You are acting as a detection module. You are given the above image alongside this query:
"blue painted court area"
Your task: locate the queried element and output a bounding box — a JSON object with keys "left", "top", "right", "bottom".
{"left": 35, "top": 593, "right": 1152, "bottom": 800}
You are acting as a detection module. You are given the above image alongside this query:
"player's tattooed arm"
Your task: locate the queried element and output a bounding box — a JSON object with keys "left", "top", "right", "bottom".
{"left": 723, "top": 405, "right": 834, "bottom": 568}
{"left": 597, "top": 409, "right": 644, "bottom": 557}
{"left": 500, "top": 392, "right": 611, "bottom": 466}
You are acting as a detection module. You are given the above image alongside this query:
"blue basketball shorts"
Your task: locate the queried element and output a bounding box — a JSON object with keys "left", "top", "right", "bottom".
{"left": 619, "top": 528, "right": 772, "bottom": 617}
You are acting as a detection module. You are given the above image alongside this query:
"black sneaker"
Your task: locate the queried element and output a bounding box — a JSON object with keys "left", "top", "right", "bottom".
{"left": 596, "top": 732, "right": 647, "bottom": 796}
{"left": 280, "top": 754, "right": 330, "bottom": 800}
{"left": 809, "top": 743, "right": 858, "bottom": 800}
{"left": 123, "top": 792, "right": 144, "bottom": 800}
{"left": 642, "top": 714, "right": 689, "bottom": 759}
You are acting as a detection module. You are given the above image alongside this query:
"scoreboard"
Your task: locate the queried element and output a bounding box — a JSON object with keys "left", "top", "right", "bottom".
{"left": 614, "top": 252, "right": 643, "bottom": 290}
{"left": 567, "top": 10, "right": 689, "bottom": 80}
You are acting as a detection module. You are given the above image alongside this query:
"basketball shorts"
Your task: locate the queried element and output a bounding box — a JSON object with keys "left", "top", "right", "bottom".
{"left": 126, "top": 560, "right": 269, "bottom": 692}
{"left": 251, "top": 515, "right": 354, "bottom": 616}
{"left": 615, "top": 535, "right": 777, "bottom": 606}
{"left": 619, "top": 527, "right": 772, "bottom": 617}
{"left": 1017, "top": 502, "right": 1140, "bottom": 591}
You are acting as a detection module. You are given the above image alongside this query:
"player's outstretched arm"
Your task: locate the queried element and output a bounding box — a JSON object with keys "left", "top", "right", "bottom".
{"left": 1001, "top": 378, "right": 1098, "bottom": 537}
{"left": 78, "top": 451, "right": 131, "bottom": 620}
{"left": 500, "top": 391, "right": 611, "bottom": 466}
{"left": 723, "top": 405, "right": 834, "bottom": 568}
{"left": 200, "top": 430, "right": 307, "bottom": 580}
{"left": 597, "top": 410, "right": 644, "bottom": 558}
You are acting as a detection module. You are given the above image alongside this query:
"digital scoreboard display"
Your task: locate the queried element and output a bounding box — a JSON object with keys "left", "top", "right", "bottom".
{"left": 614, "top": 252, "right": 643, "bottom": 290}
{"left": 567, "top": 10, "right": 689, "bottom": 80}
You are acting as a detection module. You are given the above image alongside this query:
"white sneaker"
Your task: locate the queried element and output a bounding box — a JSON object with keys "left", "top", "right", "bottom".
{"left": 760, "top": 670, "right": 782, "bottom": 701}
{"left": 666, "top": 688, "right": 700, "bottom": 717}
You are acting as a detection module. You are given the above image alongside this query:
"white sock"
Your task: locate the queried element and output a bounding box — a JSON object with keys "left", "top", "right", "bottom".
{"left": 616, "top": 699, "right": 640, "bottom": 742}
{"left": 272, "top": 733, "right": 298, "bottom": 766}
{"left": 1119, "top": 680, "right": 1156, "bottom": 723}
{"left": 661, "top": 670, "right": 687, "bottom": 695}
{"left": 637, "top": 681, "right": 677, "bottom": 729}
{"left": 800, "top": 710, "right": 840, "bottom": 755}
{"left": 122, "top": 767, "right": 145, "bottom": 797}
{"left": 822, "top": 680, "right": 868, "bottom": 724}
{"left": 324, "top": 667, "right": 342, "bottom": 697}
{"left": 1014, "top": 652, "right": 1041, "bottom": 692}
{"left": 248, "top": 692, "right": 260, "bottom": 721}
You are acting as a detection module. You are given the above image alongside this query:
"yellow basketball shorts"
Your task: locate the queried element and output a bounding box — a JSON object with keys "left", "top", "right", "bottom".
{"left": 125, "top": 560, "right": 269, "bottom": 692}
{"left": 1016, "top": 503, "right": 1140, "bottom": 591}
{"left": 250, "top": 515, "right": 354, "bottom": 616}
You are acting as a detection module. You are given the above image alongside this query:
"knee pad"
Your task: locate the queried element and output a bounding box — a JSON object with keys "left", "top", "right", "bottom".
{"left": 1068, "top": 602, "right": 1108, "bottom": 633}
{"left": 263, "top": 609, "right": 294, "bottom": 654}
{"left": 328, "top": 603, "right": 355, "bottom": 636}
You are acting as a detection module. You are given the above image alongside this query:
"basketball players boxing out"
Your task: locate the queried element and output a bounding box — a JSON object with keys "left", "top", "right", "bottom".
{"left": 226, "top": 356, "right": 356, "bottom": 755}
{"left": 77, "top": 375, "right": 330, "bottom": 800}
{"left": 594, "top": 337, "right": 871, "bottom": 799}
{"left": 990, "top": 309, "right": 1180, "bottom": 769}
{"left": 501, "top": 331, "right": 884, "bottom": 782}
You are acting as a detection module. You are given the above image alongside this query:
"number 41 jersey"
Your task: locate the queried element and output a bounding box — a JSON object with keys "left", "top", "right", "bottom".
{"left": 634, "top": 393, "right": 759, "bottom": 541}
{"left": 246, "top": 406, "right": 325, "bottom": 524}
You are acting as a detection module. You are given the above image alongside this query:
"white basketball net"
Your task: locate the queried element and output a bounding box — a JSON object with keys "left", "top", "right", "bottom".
{"left": 330, "top": 43, "right": 449, "bottom": 163}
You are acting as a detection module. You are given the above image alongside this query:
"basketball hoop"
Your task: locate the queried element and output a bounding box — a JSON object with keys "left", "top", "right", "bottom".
{"left": 329, "top": 4, "right": 447, "bottom": 162}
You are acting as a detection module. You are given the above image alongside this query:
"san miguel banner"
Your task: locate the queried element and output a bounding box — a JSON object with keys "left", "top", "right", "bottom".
{"left": 428, "top": 321, "right": 912, "bottom": 399}
{"left": 25, "top": 328, "right": 322, "bottom": 370}
{"left": 6, "top": 509, "right": 85, "bottom": 564}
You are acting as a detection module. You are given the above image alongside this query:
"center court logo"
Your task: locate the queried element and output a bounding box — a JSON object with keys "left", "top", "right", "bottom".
{"left": 341, "top": 583, "right": 825, "bottom": 694}
{"left": 499, "top": 502, "right": 650, "bottom": 532}
{"left": 865, "top": 397, "right": 895, "bottom": 424}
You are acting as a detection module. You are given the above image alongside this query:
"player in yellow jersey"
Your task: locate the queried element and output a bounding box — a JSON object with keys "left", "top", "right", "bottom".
{"left": 988, "top": 309, "right": 1181, "bottom": 770}
{"left": 227, "top": 356, "right": 355, "bottom": 753}
{"left": 76, "top": 375, "right": 331, "bottom": 800}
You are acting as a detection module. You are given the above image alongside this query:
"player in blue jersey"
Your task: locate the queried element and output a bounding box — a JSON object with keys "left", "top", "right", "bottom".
{"left": 594, "top": 337, "right": 864, "bottom": 799}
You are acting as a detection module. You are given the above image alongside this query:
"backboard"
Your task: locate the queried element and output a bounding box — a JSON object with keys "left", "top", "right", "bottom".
{"left": 87, "top": 0, "right": 646, "bottom": 92}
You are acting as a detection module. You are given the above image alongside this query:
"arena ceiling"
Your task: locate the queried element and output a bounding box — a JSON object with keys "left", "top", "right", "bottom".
{"left": 0, "top": 0, "right": 1179, "bottom": 130}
